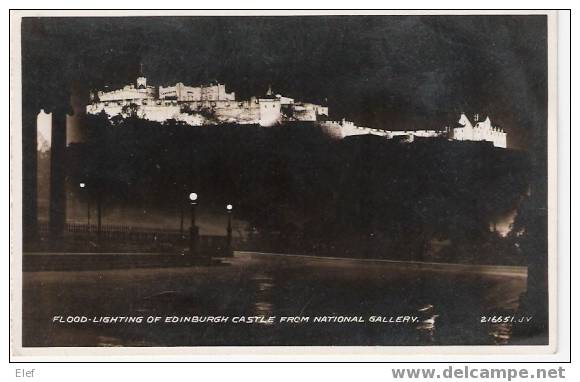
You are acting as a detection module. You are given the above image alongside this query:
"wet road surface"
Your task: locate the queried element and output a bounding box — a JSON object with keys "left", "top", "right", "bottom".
{"left": 22, "top": 251, "right": 531, "bottom": 346}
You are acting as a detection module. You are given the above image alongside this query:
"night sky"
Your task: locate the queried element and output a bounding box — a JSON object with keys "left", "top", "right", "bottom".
{"left": 22, "top": 15, "right": 548, "bottom": 149}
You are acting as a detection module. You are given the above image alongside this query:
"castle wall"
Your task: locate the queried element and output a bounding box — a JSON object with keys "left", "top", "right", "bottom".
{"left": 258, "top": 98, "right": 282, "bottom": 126}
{"left": 315, "top": 105, "right": 329, "bottom": 117}
{"left": 321, "top": 121, "right": 451, "bottom": 143}
{"left": 88, "top": 98, "right": 263, "bottom": 126}
{"left": 278, "top": 95, "right": 294, "bottom": 105}
{"left": 412, "top": 130, "right": 443, "bottom": 138}
{"left": 454, "top": 125, "right": 506, "bottom": 148}
{"left": 97, "top": 87, "right": 154, "bottom": 102}
{"left": 292, "top": 103, "right": 328, "bottom": 121}
{"left": 141, "top": 105, "right": 182, "bottom": 122}
{"left": 87, "top": 103, "right": 123, "bottom": 117}
{"left": 158, "top": 83, "right": 235, "bottom": 102}
{"left": 320, "top": 120, "right": 389, "bottom": 139}
{"left": 87, "top": 102, "right": 182, "bottom": 122}
{"left": 319, "top": 121, "right": 345, "bottom": 139}
{"left": 211, "top": 100, "right": 260, "bottom": 124}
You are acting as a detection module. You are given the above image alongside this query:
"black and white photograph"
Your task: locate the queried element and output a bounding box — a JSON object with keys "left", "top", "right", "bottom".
{"left": 10, "top": 10, "right": 558, "bottom": 355}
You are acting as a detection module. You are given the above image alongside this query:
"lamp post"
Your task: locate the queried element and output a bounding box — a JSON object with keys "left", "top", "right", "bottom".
{"left": 179, "top": 187, "right": 185, "bottom": 237}
{"left": 180, "top": 204, "right": 184, "bottom": 236}
{"left": 226, "top": 204, "right": 233, "bottom": 256}
{"left": 189, "top": 192, "right": 198, "bottom": 256}
{"left": 79, "top": 182, "right": 90, "bottom": 231}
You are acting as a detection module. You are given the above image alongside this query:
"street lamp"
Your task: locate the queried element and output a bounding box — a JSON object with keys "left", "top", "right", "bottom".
{"left": 79, "top": 182, "right": 90, "bottom": 230}
{"left": 226, "top": 204, "right": 233, "bottom": 256}
{"left": 179, "top": 186, "right": 186, "bottom": 236}
{"left": 189, "top": 192, "right": 199, "bottom": 256}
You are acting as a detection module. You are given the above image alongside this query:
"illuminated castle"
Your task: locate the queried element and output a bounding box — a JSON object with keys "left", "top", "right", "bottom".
{"left": 87, "top": 74, "right": 506, "bottom": 148}
{"left": 87, "top": 75, "right": 328, "bottom": 127}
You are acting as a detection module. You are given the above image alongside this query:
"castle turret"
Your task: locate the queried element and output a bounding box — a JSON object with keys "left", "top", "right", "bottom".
{"left": 136, "top": 63, "right": 147, "bottom": 89}
{"left": 136, "top": 76, "right": 147, "bottom": 89}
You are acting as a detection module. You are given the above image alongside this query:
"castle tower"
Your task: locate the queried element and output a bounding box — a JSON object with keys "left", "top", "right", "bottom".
{"left": 136, "top": 76, "right": 147, "bottom": 89}
{"left": 136, "top": 63, "right": 147, "bottom": 89}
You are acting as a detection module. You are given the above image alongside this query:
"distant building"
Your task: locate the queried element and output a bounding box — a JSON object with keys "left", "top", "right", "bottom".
{"left": 87, "top": 76, "right": 328, "bottom": 127}
{"left": 448, "top": 113, "right": 507, "bottom": 148}
{"left": 321, "top": 114, "right": 507, "bottom": 148}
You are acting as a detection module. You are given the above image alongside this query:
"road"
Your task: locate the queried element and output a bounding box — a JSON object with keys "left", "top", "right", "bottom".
{"left": 21, "top": 251, "right": 530, "bottom": 346}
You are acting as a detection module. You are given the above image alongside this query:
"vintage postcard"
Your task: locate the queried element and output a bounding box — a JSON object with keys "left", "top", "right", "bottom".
{"left": 10, "top": 10, "right": 558, "bottom": 358}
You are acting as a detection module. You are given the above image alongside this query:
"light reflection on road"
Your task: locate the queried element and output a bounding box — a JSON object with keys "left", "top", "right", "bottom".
{"left": 22, "top": 251, "right": 529, "bottom": 346}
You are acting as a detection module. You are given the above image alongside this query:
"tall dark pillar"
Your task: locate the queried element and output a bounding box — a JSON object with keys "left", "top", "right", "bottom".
{"left": 48, "top": 108, "right": 67, "bottom": 240}
{"left": 22, "top": 104, "right": 38, "bottom": 244}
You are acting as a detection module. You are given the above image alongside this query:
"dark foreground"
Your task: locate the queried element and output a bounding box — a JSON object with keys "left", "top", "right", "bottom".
{"left": 22, "top": 251, "right": 539, "bottom": 347}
